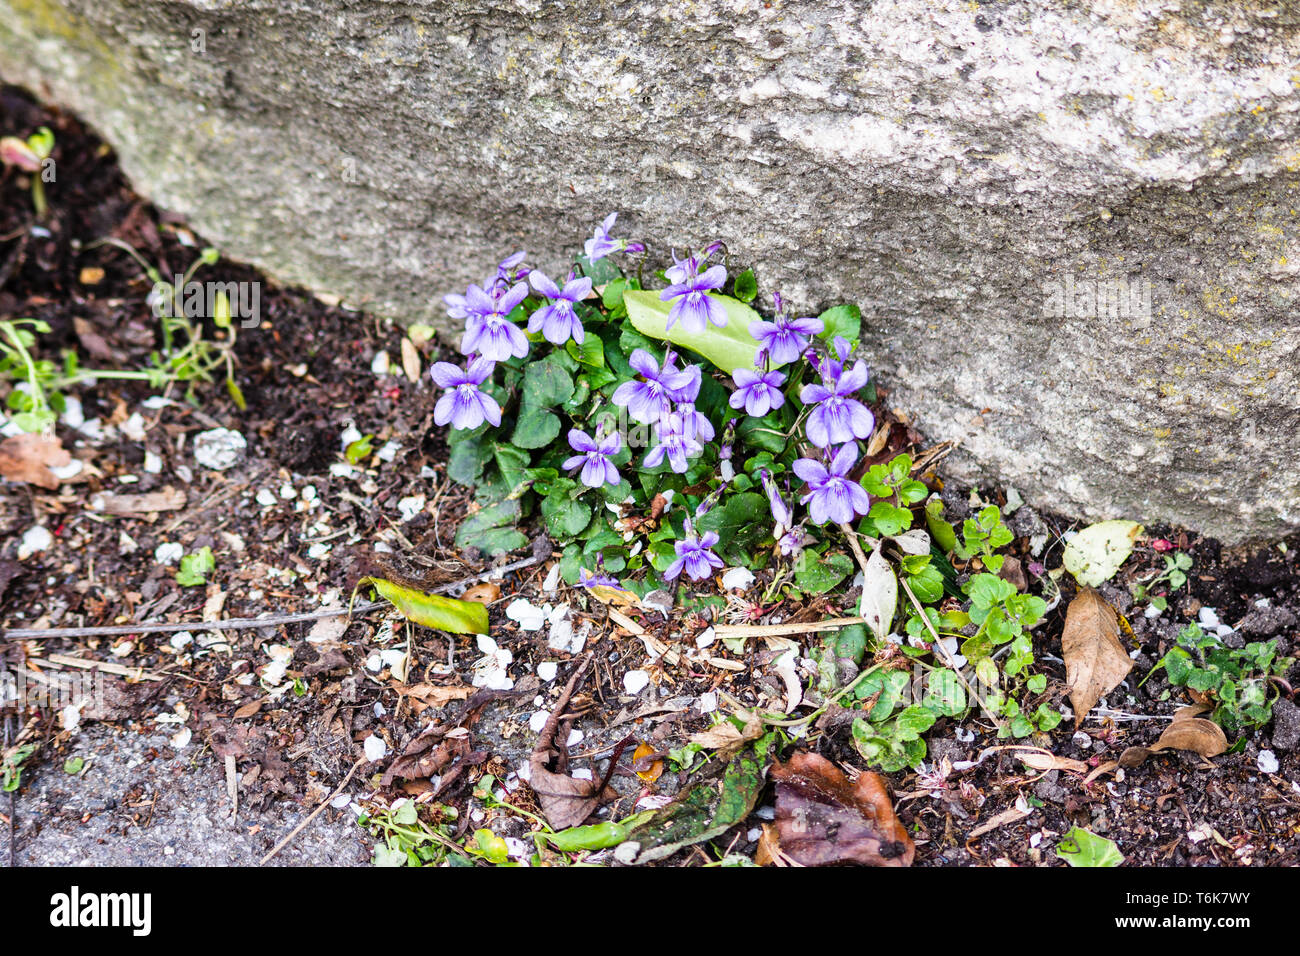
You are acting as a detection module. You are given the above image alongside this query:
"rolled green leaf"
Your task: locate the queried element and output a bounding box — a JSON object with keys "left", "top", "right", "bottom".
{"left": 624, "top": 289, "right": 764, "bottom": 374}
{"left": 361, "top": 577, "right": 489, "bottom": 635}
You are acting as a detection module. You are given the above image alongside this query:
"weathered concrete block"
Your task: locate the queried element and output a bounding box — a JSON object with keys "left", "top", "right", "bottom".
{"left": 2, "top": 1, "right": 1298, "bottom": 541}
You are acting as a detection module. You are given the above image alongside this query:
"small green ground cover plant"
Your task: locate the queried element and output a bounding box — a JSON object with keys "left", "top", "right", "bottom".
{"left": 1149, "top": 623, "right": 1290, "bottom": 737}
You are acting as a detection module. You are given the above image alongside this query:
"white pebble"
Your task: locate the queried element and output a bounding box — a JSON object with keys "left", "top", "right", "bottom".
{"left": 623, "top": 670, "right": 651, "bottom": 695}
{"left": 370, "top": 350, "right": 390, "bottom": 376}
{"left": 1257, "top": 750, "right": 1280, "bottom": 774}
{"left": 529, "top": 710, "right": 550, "bottom": 732}
{"left": 363, "top": 735, "right": 388, "bottom": 762}
{"left": 537, "top": 661, "right": 558, "bottom": 682}
{"left": 192, "top": 427, "right": 246, "bottom": 470}
{"left": 255, "top": 488, "right": 277, "bottom": 507}
{"left": 18, "top": 525, "right": 52, "bottom": 560}
{"left": 155, "top": 542, "right": 184, "bottom": 565}
{"left": 1198, "top": 607, "right": 1220, "bottom": 628}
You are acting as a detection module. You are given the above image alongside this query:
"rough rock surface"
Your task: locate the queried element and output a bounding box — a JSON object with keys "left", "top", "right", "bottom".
{"left": 2, "top": 0, "right": 1299, "bottom": 541}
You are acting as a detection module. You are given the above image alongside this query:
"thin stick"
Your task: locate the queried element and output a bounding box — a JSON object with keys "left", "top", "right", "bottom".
{"left": 1, "top": 602, "right": 386, "bottom": 641}
{"left": 713, "top": 616, "right": 867, "bottom": 640}
{"left": 259, "top": 755, "right": 366, "bottom": 865}
{"left": 838, "top": 521, "right": 873, "bottom": 580}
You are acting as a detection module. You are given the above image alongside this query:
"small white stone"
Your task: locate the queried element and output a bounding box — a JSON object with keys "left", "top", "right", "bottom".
{"left": 1144, "top": 604, "right": 1163, "bottom": 619}
{"left": 377, "top": 441, "right": 401, "bottom": 462}
{"left": 623, "top": 670, "right": 651, "bottom": 694}
{"left": 306, "top": 542, "right": 331, "bottom": 560}
{"left": 397, "top": 495, "right": 425, "bottom": 521}
{"left": 1198, "top": 606, "right": 1221, "bottom": 628}
{"left": 340, "top": 423, "right": 363, "bottom": 448}
{"left": 279, "top": 482, "right": 297, "bottom": 500}
{"left": 721, "top": 567, "right": 755, "bottom": 591}
{"left": 370, "top": 350, "right": 391, "bottom": 376}
{"left": 566, "top": 728, "right": 584, "bottom": 747}
{"left": 192, "top": 427, "right": 246, "bottom": 470}
{"left": 170, "top": 631, "right": 194, "bottom": 650}
{"left": 155, "top": 542, "right": 184, "bottom": 565}
{"left": 255, "top": 488, "right": 277, "bottom": 507}
{"left": 695, "top": 627, "right": 716, "bottom": 649}
{"left": 18, "top": 525, "right": 52, "bottom": 560}
{"left": 60, "top": 396, "right": 85, "bottom": 429}
{"left": 171, "top": 727, "right": 193, "bottom": 749}
{"left": 48, "top": 458, "right": 83, "bottom": 481}
{"left": 1257, "top": 749, "right": 1280, "bottom": 774}
{"left": 536, "top": 661, "right": 558, "bottom": 682}
{"left": 121, "top": 412, "right": 148, "bottom": 442}
{"left": 143, "top": 450, "right": 163, "bottom": 474}
{"left": 529, "top": 710, "right": 550, "bottom": 732}
{"left": 363, "top": 735, "right": 388, "bottom": 762}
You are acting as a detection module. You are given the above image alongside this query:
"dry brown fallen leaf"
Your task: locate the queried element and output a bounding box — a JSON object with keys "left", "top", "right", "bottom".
{"left": 89, "top": 487, "right": 187, "bottom": 515}
{"left": 1062, "top": 587, "right": 1133, "bottom": 727}
{"left": 460, "top": 580, "right": 501, "bottom": 605}
{"left": 1017, "top": 750, "right": 1089, "bottom": 774}
{"left": 0, "top": 433, "right": 70, "bottom": 489}
{"left": 689, "top": 708, "right": 764, "bottom": 759}
{"left": 528, "top": 656, "right": 618, "bottom": 830}
{"left": 1119, "top": 704, "right": 1228, "bottom": 767}
{"left": 768, "top": 752, "right": 914, "bottom": 867}
{"left": 392, "top": 681, "right": 474, "bottom": 714}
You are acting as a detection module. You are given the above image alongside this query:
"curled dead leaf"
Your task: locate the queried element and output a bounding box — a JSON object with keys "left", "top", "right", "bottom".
{"left": 1119, "top": 706, "right": 1228, "bottom": 768}
{"left": 689, "top": 709, "right": 764, "bottom": 760}
{"left": 769, "top": 752, "right": 914, "bottom": 867}
{"left": 1017, "top": 750, "right": 1089, "bottom": 774}
{"left": 460, "top": 580, "right": 501, "bottom": 605}
{"left": 0, "top": 433, "right": 70, "bottom": 489}
{"left": 1062, "top": 588, "right": 1133, "bottom": 726}
{"left": 393, "top": 682, "right": 474, "bottom": 713}
{"left": 528, "top": 658, "right": 618, "bottom": 830}
{"left": 632, "top": 741, "right": 664, "bottom": 783}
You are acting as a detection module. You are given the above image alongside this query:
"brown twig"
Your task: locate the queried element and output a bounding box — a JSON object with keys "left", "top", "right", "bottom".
{"left": 1, "top": 601, "right": 386, "bottom": 641}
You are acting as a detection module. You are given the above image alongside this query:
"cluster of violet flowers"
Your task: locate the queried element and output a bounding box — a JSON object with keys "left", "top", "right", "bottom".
{"left": 429, "top": 218, "right": 879, "bottom": 584}
{"left": 430, "top": 215, "right": 638, "bottom": 438}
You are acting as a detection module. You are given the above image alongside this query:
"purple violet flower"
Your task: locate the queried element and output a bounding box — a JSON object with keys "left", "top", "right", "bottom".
{"left": 662, "top": 353, "right": 702, "bottom": 404}
{"left": 664, "top": 530, "right": 724, "bottom": 582}
{"left": 430, "top": 357, "right": 501, "bottom": 430}
{"left": 562, "top": 427, "right": 621, "bottom": 488}
{"left": 644, "top": 411, "right": 703, "bottom": 473}
{"left": 585, "top": 213, "right": 641, "bottom": 262}
{"left": 677, "top": 403, "right": 715, "bottom": 443}
{"left": 579, "top": 567, "right": 627, "bottom": 591}
{"left": 660, "top": 253, "right": 728, "bottom": 333}
{"left": 749, "top": 313, "right": 824, "bottom": 367}
{"left": 799, "top": 359, "right": 874, "bottom": 448}
{"left": 793, "top": 444, "right": 871, "bottom": 526}
{"left": 460, "top": 281, "right": 531, "bottom": 362}
{"left": 528, "top": 271, "right": 593, "bottom": 345}
{"left": 443, "top": 291, "right": 469, "bottom": 321}
{"left": 494, "top": 250, "right": 529, "bottom": 285}
{"left": 759, "top": 468, "right": 794, "bottom": 531}
{"left": 611, "top": 349, "right": 694, "bottom": 425}
{"left": 730, "top": 366, "right": 787, "bottom": 417}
